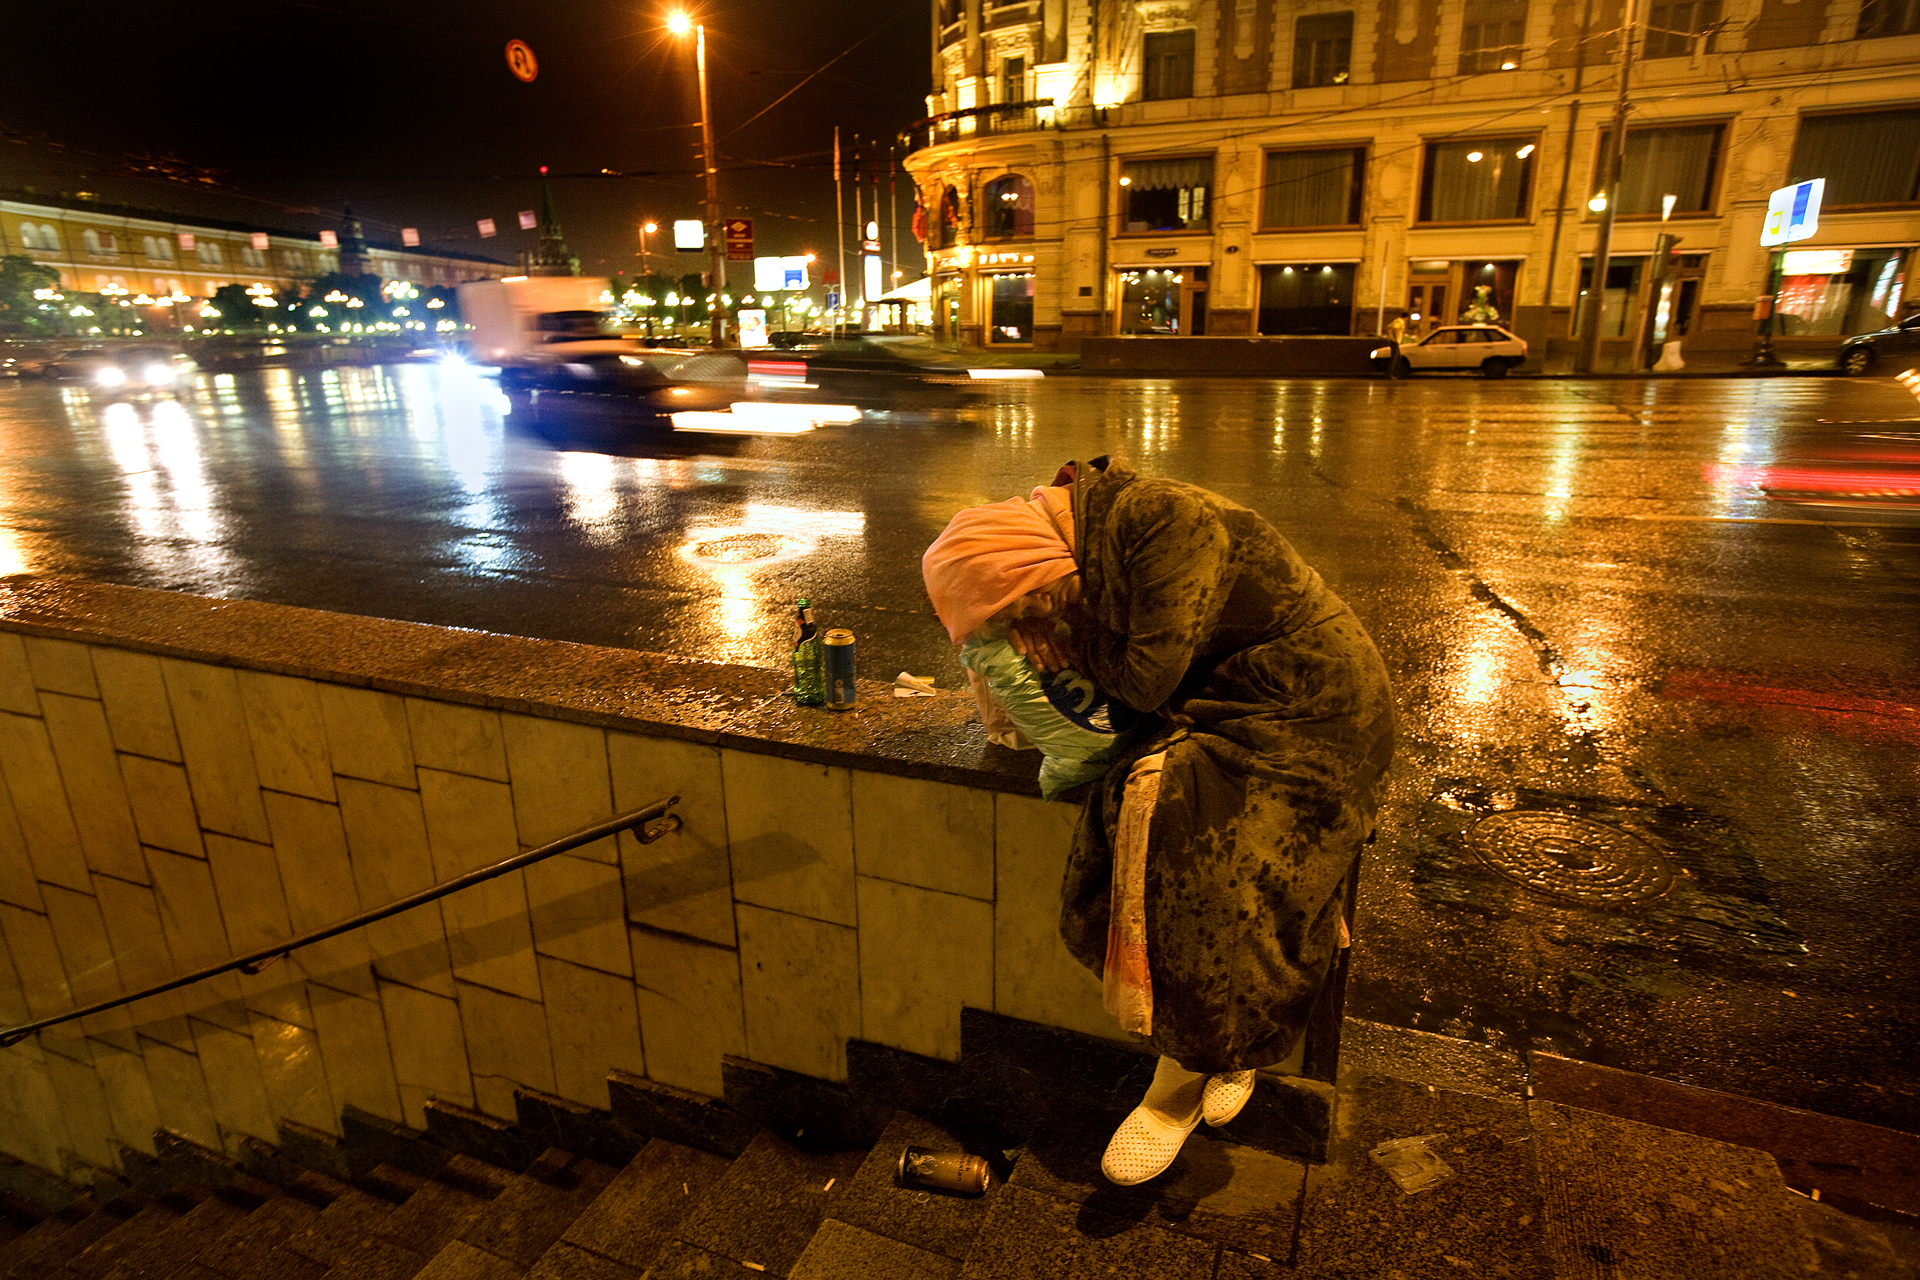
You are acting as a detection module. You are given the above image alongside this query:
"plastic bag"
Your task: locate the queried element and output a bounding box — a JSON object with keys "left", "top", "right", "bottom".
{"left": 959, "top": 634, "right": 1139, "bottom": 799}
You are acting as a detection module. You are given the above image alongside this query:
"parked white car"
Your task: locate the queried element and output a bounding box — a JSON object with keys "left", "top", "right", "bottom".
{"left": 1373, "top": 324, "right": 1528, "bottom": 378}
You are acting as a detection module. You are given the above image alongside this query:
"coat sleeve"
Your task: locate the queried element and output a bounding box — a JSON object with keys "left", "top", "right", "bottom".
{"left": 1078, "top": 485, "right": 1232, "bottom": 713}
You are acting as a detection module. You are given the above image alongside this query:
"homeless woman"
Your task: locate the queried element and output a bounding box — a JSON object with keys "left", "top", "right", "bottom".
{"left": 921, "top": 456, "right": 1396, "bottom": 1186}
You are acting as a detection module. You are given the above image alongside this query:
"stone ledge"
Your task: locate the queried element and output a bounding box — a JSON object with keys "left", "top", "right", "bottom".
{"left": 0, "top": 576, "right": 1042, "bottom": 796}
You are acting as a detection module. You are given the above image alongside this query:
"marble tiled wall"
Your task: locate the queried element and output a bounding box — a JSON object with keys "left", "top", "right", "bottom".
{"left": 0, "top": 631, "right": 1110, "bottom": 1184}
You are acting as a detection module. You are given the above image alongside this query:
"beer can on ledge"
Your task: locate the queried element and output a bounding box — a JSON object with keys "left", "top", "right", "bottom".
{"left": 896, "top": 1146, "right": 989, "bottom": 1195}
{"left": 824, "top": 629, "right": 857, "bottom": 710}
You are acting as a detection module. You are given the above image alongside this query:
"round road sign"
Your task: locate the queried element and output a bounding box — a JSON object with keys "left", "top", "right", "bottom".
{"left": 505, "top": 40, "right": 538, "bottom": 82}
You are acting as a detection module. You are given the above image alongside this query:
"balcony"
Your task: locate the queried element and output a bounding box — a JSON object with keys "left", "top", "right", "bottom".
{"left": 903, "top": 99, "right": 1108, "bottom": 154}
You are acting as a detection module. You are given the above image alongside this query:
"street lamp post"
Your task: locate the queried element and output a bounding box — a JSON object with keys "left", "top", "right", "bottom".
{"left": 1573, "top": 0, "right": 1640, "bottom": 375}
{"left": 670, "top": 11, "right": 727, "bottom": 347}
{"left": 639, "top": 220, "right": 657, "bottom": 337}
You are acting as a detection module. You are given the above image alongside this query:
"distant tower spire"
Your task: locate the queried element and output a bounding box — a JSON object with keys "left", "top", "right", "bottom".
{"left": 338, "top": 205, "right": 371, "bottom": 276}
{"left": 525, "top": 168, "right": 580, "bottom": 277}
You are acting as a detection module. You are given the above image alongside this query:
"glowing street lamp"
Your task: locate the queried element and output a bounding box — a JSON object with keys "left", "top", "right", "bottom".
{"left": 668, "top": 10, "right": 727, "bottom": 347}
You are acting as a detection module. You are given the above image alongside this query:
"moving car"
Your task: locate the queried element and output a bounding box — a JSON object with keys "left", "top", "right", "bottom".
{"left": 745, "top": 336, "right": 983, "bottom": 413}
{"left": 1836, "top": 313, "right": 1920, "bottom": 375}
{"left": 1372, "top": 324, "right": 1528, "bottom": 378}
{"left": 38, "top": 345, "right": 194, "bottom": 395}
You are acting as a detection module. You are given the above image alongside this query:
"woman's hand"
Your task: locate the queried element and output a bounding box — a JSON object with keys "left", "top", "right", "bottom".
{"left": 1010, "top": 616, "right": 1070, "bottom": 672}
{"left": 999, "top": 574, "right": 1081, "bottom": 674}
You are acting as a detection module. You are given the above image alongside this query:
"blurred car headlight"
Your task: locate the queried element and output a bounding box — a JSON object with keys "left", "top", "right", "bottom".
{"left": 1370, "top": 346, "right": 1391, "bottom": 359}
{"left": 146, "top": 365, "right": 175, "bottom": 385}
{"left": 94, "top": 366, "right": 126, "bottom": 387}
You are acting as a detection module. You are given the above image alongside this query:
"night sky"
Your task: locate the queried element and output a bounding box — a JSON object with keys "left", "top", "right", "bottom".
{"left": 2, "top": 0, "right": 931, "bottom": 285}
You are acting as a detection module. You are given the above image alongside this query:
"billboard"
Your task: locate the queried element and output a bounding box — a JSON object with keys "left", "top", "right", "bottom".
{"left": 1759, "top": 179, "right": 1824, "bottom": 247}
{"left": 753, "top": 256, "right": 812, "bottom": 292}
{"left": 673, "top": 219, "right": 704, "bottom": 251}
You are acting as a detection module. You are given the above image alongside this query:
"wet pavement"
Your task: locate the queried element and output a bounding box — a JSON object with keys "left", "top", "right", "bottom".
{"left": 1, "top": 363, "right": 1916, "bottom": 1135}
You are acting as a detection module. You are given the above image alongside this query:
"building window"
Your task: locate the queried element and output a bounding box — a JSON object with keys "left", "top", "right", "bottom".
{"left": 1573, "top": 257, "right": 1644, "bottom": 336}
{"left": 1856, "top": 0, "right": 1920, "bottom": 37}
{"left": 142, "top": 235, "right": 174, "bottom": 261}
{"left": 1643, "top": 0, "right": 1721, "bottom": 56}
{"left": 1419, "top": 138, "right": 1536, "bottom": 222}
{"left": 984, "top": 174, "right": 1035, "bottom": 238}
{"left": 1458, "top": 0, "right": 1528, "bottom": 72}
{"left": 84, "top": 229, "right": 117, "bottom": 254}
{"left": 1118, "top": 268, "right": 1189, "bottom": 333}
{"left": 1001, "top": 56, "right": 1026, "bottom": 103}
{"left": 1257, "top": 263, "right": 1356, "bottom": 334}
{"left": 1594, "top": 123, "right": 1723, "bottom": 215}
{"left": 1121, "top": 155, "right": 1212, "bottom": 232}
{"left": 1789, "top": 109, "right": 1920, "bottom": 206}
{"left": 1293, "top": 13, "right": 1353, "bottom": 87}
{"left": 1142, "top": 30, "right": 1195, "bottom": 100}
{"left": 1774, "top": 248, "right": 1907, "bottom": 336}
{"left": 35, "top": 224, "right": 59, "bottom": 250}
{"left": 1262, "top": 147, "right": 1365, "bottom": 227}
{"left": 241, "top": 246, "right": 266, "bottom": 269}
{"left": 197, "top": 241, "right": 225, "bottom": 265}
{"left": 17, "top": 224, "right": 41, "bottom": 250}
{"left": 988, "top": 273, "right": 1035, "bottom": 343}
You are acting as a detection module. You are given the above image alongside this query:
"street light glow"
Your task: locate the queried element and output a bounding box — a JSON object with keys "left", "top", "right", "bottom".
{"left": 667, "top": 11, "right": 691, "bottom": 33}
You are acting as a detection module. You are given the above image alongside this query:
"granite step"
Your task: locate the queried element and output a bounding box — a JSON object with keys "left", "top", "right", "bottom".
{"left": 525, "top": 1136, "right": 731, "bottom": 1277}
{"left": 99, "top": 1185, "right": 258, "bottom": 1280}
{"left": 671, "top": 1130, "right": 869, "bottom": 1276}
{"left": 0, "top": 1196, "right": 99, "bottom": 1275}
{"left": 50, "top": 1196, "right": 183, "bottom": 1280}
{"left": 3, "top": 1197, "right": 130, "bottom": 1280}
{"left": 447, "top": 1148, "right": 619, "bottom": 1273}
{"left": 363, "top": 1155, "right": 512, "bottom": 1262}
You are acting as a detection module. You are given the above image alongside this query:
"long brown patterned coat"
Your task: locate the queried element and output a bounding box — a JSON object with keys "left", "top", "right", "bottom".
{"left": 1056, "top": 458, "right": 1396, "bottom": 1073}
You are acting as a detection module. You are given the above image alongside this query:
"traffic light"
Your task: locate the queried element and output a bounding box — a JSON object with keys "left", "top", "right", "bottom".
{"left": 1653, "top": 232, "right": 1684, "bottom": 277}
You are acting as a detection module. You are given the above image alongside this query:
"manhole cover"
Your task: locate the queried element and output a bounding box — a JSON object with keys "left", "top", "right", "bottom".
{"left": 691, "top": 532, "right": 790, "bottom": 564}
{"left": 1465, "top": 811, "right": 1674, "bottom": 907}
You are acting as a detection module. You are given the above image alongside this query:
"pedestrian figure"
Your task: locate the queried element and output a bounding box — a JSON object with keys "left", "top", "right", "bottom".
{"left": 922, "top": 458, "right": 1396, "bottom": 1185}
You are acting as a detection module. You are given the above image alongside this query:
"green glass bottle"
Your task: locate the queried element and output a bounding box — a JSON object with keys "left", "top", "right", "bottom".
{"left": 791, "top": 598, "right": 825, "bottom": 705}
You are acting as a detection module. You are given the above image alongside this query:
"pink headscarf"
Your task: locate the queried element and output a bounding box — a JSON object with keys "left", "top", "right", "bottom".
{"left": 922, "top": 486, "right": 1075, "bottom": 644}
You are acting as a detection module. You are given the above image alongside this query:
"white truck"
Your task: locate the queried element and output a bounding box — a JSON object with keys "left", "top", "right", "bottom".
{"left": 455, "top": 275, "right": 749, "bottom": 429}
{"left": 455, "top": 275, "right": 633, "bottom": 367}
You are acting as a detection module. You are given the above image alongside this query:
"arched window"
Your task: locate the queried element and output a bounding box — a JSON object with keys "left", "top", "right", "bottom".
{"left": 38, "top": 224, "right": 60, "bottom": 250}
{"left": 984, "top": 174, "right": 1035, "bottom": 238}
{"left": 198, "top": 240, "right": 224, "bottom": 265}
{"left": 84, "top": 229, "right": 102, "bottom": 253}
{"left": 18, "top": 224, "right": 40, "bottom": 250}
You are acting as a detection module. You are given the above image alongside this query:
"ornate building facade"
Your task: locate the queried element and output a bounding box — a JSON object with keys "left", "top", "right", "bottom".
{"left": 902, "top": 0, "right": 1920, "bottom": 356}
{"left": 1, "top": 191, "right": 504, "bottom": 301}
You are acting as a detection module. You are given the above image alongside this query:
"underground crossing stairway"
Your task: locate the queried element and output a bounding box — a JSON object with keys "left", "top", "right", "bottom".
{"left": 1, "top": 1015, "right": 1913, "bottom": 1280}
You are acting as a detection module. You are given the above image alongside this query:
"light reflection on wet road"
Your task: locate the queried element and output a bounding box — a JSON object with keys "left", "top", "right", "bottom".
{"left": 3, "top": 364, "right": 1918, "bottom": 1130}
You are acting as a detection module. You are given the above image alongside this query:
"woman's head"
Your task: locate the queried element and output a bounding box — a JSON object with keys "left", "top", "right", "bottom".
{"left": 921, "top": 486, "right": 1075, "bottom": 644}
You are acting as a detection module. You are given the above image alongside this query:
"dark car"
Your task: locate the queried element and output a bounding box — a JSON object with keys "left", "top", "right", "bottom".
{"left": 498, "top": 350, "right": 743, "bottom": 434}
{"left": 746, "top": 336, "right": 981, "bottom": 413}
{"left": 1837, "top": 314, "right": 1920, "bottom": 375}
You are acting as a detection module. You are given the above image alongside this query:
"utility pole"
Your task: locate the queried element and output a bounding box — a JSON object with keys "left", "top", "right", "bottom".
{"left": 833, "top": 126, "right": 847, "bottom": 335}
{"left": 1572, "top": 0, "right": 1639, "bottom": 375}
{"left": 691, "top": 21, "right": 726, "bottom": 347}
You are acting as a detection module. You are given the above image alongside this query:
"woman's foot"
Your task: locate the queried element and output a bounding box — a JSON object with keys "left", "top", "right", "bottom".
{"left": 1100, "top": 1102, "right": 1202, "bottom": 1185}
{"left": 1101, "top": 1056, "right": 1206, "bottom": 1186}
{"left": 1202, "top": 1070, "right": 1256, "bottom": 1127}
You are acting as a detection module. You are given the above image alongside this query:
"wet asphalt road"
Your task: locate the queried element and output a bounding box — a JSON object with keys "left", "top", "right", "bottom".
{"left": 2, "top": 363, "right": 1917, "bottom": 1132}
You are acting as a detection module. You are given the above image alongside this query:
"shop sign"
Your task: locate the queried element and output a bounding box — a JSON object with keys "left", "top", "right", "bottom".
{"left": 1144, "top": 247, "right": 1179, "bottom": 259}
{"left": 1780, "top": 249, "right": 1852, "bottom": 275}
{"left": 978, "top": 252, "right": 1034, "bottom": 266}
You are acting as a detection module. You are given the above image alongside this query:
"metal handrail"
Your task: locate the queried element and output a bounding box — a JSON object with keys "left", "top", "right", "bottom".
{"left": 0, "top": 796, "right": 682, "bottom": 1048}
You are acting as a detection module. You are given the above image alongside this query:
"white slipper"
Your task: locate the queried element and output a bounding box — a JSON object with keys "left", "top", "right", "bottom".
{"left": 1202, "top": 1070, "right": 1256, "bottom": 1127}
{"left": 1100, "top": 1103, "right": 1201, "bottom": 1186}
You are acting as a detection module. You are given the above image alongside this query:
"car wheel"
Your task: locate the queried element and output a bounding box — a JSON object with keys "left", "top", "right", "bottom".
{"left": 1480, "top": 358, "right": 1510, "bottom": 379}
{"left": 1389, "top": 355, "right": 1411, "bottom": 379}
{"left": 1840, "top": 347, "right": 1875, "bottom": 376}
